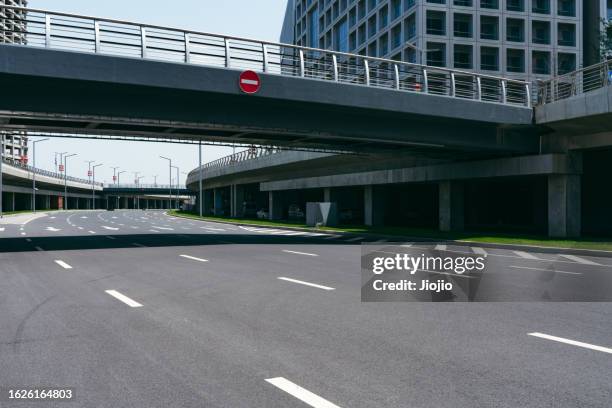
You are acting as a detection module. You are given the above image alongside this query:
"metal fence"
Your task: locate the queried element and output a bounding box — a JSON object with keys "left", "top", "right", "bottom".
{"left": 536, "top": 60, "right": 612, "bottom": 105}
{"left": 103, "top": 183, "right": 184, "bottom": 190}
{"left": 2, "top": 158, "right": 100, "bottom": 186}
{"left": 0, "top": 5, "right": 531, "bottom": 107}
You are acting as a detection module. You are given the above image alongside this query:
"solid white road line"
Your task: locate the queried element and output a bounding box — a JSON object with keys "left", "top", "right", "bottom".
{"left": 514, "top": 250, "right": 540, "bottom": 260}
{"left": 149, "top": 229, "right": 160, "bottom": 233}
{"left": 102, "top": 226, "right": 119, "bottom": 231}
{"left": 472, "top": 247, "right": 487, "bottom": 256}
{"left": 54, "top": 260, "right": 73, "bottom": 269}
{"left": 277, "top": 277, "right": 334, "bottom": 291}
{"left": 528, "top": 332, "right": 612, "bottom": 354}
{"left": 105, "top": 290, "right": 143, "bottom": 308}
{"left": 282, "top": 250, "right": 318, "bottom": 257}
{"left": 400, "top": 243, "right": 413, "bottom": 247}
{"left": 88, "top": 230, "right": 96, "bottom": 234}
{"left": 45, "top": 227, "right": 61, "bottom": 232}
{"left": 509, "top": 265, "right": 581, "bottom": 275}
{"left": 201, "top": 227, "right": 225, "bottom": 231}
{"left": 435, "top": 244, "right": 447, "bottom": 251}
{"left": 180, "top": 254, "right": 209, "bottom": 263}
{"left": 265, "top": 377, "right": 342, "bottom": 408}
{"left": 152, "top": 226, "right": 174, "bottom": 230}
{"left": 559, "top": 254, "right": 600, "bottom": 266}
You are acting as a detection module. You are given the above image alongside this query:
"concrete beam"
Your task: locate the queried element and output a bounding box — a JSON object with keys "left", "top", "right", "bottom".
{"left": 260, "top": 154, "right": 580, "bottom": 191}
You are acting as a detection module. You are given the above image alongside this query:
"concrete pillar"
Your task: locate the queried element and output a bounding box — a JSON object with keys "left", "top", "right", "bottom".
{"left": 214, "top": 188, "right": 223, "bottom": 216}
{"left": 364, "top": 185, "right": 385, "bottom": 227}
{"left": 269, "top": 191, "right": 284, "bottom": 220}
{"left": 10, "top": 192, "right": 15, "bottom": 212}
{"left": 548, "top": 174, "right": 581, "bottom": 238}
{"left": 231, "top": 185, "right": 245, "bottom": 218}
{"left": 324, "top": 187, "right": 332, "bottom": 202}
{"left": 439, "top": 181, "right": 464, "bottom": 232}
{"left": 45, "top": 195, "right": 50, "bottom": 210}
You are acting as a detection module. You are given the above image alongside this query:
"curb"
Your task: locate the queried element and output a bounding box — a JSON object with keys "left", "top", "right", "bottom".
{"left": 167, "top": 212, "right": 612, "bottom": 258}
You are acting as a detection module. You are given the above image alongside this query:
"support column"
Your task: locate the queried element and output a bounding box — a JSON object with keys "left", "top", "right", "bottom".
{"left": 213, "top": 188, "right": 223, "bottom": 216}
{"left": 548, "top": 174, "right": 581, "bottom": 238}
{"left": 364, "top": 185, "right": 385, "bottom": 227}
{"left": 269, "top": 191, "right": 284, "bottom": 220}
{"left": 324, "top": 187, "right": 332, "bottom": 202}
{"left": 439, "top": 181, "right": 464, "bottom": 232}
{"left": 230, "top": 185, "right": 235, "bottom": 217}
{"left": 232, "top": 185, "right": 245, "bottom": 218}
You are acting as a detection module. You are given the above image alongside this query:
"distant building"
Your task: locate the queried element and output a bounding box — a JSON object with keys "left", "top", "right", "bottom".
{"left": 283, "top": 0, "right": 583, "bottom": 82}
{"left": 0, "top": 0, "right": 28, "bottom": 164}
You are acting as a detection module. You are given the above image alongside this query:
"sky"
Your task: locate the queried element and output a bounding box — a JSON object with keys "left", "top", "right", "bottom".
{"left": 27, "top": 0, "right": 288, "bottom": 185}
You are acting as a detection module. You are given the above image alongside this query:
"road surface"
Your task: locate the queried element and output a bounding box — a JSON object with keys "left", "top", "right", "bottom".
{"left": 0, "top": 210, "right": 610, "bottom": 407}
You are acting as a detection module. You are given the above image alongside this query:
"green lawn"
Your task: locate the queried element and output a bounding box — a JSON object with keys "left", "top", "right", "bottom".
{"left": 168, "top": 210, "right": 612, "bottom": 251}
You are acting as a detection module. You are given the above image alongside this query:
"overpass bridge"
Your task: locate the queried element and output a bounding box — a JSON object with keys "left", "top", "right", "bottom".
{"left": 0, "top": 5, "right": 535, "bottom": 155}
{"left": 0, "top": 160, "right": 191, "bottom": 213}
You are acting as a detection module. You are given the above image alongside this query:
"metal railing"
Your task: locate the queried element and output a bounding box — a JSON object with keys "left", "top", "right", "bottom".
{"left": 537, "top": 60, "right": 611, "bottom": 105}
{"left": 103, "top": 183, "right": 185, "bottom": 190}
{"left": 0, "top": 5, "right": 531, "bottom": 107}
{"left": 2, "top": 158, "right": 101, "bottom": 186}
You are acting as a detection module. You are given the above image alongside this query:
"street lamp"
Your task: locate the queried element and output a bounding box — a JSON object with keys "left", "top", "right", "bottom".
{"left": 117, "top": 170, "right": 126, "bottom": 209}
{"left": 172, "top": 165, "right": 180, "bottom": 210}
{"left": 160, "top": 156, "right": 172, "bottom": 210}
{"left": 92, "top": 163, "right": 103, "bottom": 209}
{"left": 63, "top": 153, "right": 77, "bottom": 210}
{"left": 198, "top": 142, "right": 203, "bottom": 217}
{"left": 85, "top": 160, "right": 95, "bottom": 209}
{"left": 31, "top": 138, "right": 49, "bottom": 212}
{"left": 136, "top": 175, "right": 145, "bottom": 209}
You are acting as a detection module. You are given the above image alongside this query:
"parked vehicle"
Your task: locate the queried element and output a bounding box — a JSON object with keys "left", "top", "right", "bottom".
{"left": 288, "top": 204, "right": 304, "bottom": 220}
{"left": 256, "top": 209, "right": 269, "bottom": 219}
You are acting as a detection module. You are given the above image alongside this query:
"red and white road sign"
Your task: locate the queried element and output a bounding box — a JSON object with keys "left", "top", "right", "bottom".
{"left": 87, "top": 170, "right": 92, "bottom": 177}
{"left": 59, "top": 164, "right": 65, "bottom": 172}
{"left": 239, "top": 70, "right": 261, "bottom": 94}
{"left": 112, "top": 176, "right": 117, "bottom": 181}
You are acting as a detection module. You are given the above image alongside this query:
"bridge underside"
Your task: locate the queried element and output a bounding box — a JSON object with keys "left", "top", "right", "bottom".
{"left": 0, "top": 45, "right": 538, "bottom": 156}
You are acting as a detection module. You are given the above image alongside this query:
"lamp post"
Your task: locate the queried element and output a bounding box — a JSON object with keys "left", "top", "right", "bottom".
{"left": 92, "top": 163, "right": 103, "bottom": 210}
{"left": 85, "top": 160, "right": 95, "bottom": 209}
{"left": 117, "top": 170, "right": 126, "bottom": 209}
{"left": 160, "top": 156, "right": 172, "bottom": 210}
{"left": 198, "top": 141, "right": 203, "bottom": 217}
{"left": 172, "top": 165, "right": 179, "bottom": 210}
{"left": 63, "top": 153, "right": 77, "bottom": 210}
{"left": 136, "top": 175, "right": 145, "bottom": 209}
{"left": 31, "top": 138, "right": 49, "bottom": 212}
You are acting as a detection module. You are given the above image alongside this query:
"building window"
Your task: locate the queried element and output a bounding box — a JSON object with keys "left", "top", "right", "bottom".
{"left": 480, "top": 46, "right": 499, "bottom": 70}
{"left": 532, "top": 50, "right": 550, "bottom": 74}
{"left": 368, "top": 15, "right": 377, "bottom": 37}
{"left": 454, "top": 44, "right": 472, "bottom": 68}
{"left": 454, "top": 0, "right": 472, "bottom": 6}
{"left": 379, "top": 33, "right": 389, "bottom": 55}
{"left": 454, "top": 13, "right": 472, "bottom": 37}
{"left": 404, "top": 0, "right": 416, "bottom": 10}
{"left": 336, "top": 19, "right": 349, "bottom": 52}
{"left": 358, "top": 0, "right": 366, "bottom": 19}
{"left": 481, "top": 0, "right": 498, "bottom": 9}
{"left": 391, "top": 24, "right": 402, "bottom": 48}
{"left": 358, "top": 23, "right": 366, "bottom": 45}
{"left": 349, "top": 8, "right": 357, "bottom": 27}
{"left": 557, "top": 0, "right": 575, "bottom": 17}
{"left": 391, "top": 0, "right": 402, "bottom": 20}
{"left": 532, "top": 20, "right": 550, "bottom": 44}
{"left": 368, "top": 41, "right": 377, "bottom": 57}
{"left": 405, "top": 47, "right": 416, "bottom": 63}
{"left": 349, "top": 31, "right": 357, "bottom": 50}
{"left": 558, "top": 23, "right": 576, "bottom": 47}
{"left": 506, "top": 49, "right": 525, "bottom": 72}
{"left": 480, "top": 16, "right": 498, "bottom": 40}
{"left": 506, "top": 18, "right": 524, "bottom": 42}
{"left": 309, "top": 9, "right": 319, "bottom": 47}
{"left": 379, "top": 5, "right": 389, "bottom": 28}
{"left": 608, "top": 0, "right": 612, "bottom": 20}
{"left": 368, "top": 0, "right": 377, "bottom": 12}
{"left": 427, "top": 0, "right": 446, "bottom": 3}
{"left": 533, "top": 0, "right": 550, "bottom": 14}
{"left": 506, "top": 0, "right": 524, "bottom": 12}
{"left": 558, "top": 53, "right": 576, "bottom": 74}
{"left": 404, "top": 13, "right": 416, "bottom": 40}
{"left": 426, "top": 42, "right": 446, "bottom": 66}
{"left": 426, "top": 10, "right": 446, "bottom": 36}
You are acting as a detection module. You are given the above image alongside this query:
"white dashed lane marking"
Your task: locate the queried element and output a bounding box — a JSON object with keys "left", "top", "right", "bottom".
{"left": 528, "top": 332, "right": 612, "bottom": 354}
{"left": 265, "top": 377, "right": 342, "bottom": 408}
{"left": 277, "top": 277, "right": 335, "bottom": 291}
{"left": 54, "top": 260, "right": 73, "bottom": 269}
{"left": 105, "top": 290, "right": 143, "bottom": 308}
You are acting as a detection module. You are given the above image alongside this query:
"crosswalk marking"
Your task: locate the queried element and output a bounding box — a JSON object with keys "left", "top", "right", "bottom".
{"left": 559, "top": 254, "right": 600, "bottom": 266}
{"left": 514, "top": 251, "right": 539, "bottom": 260}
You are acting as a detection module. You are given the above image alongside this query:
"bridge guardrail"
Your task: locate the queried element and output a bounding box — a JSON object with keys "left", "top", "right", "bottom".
{"left": 536, "top": 60, "right": 611, "bottom": 105}
{"left": 2, "top": 158, "right": 101, "bottom": 186}
{"left": 104, "top": 183, "right": 185, "bottom": 189}
{"left": 0, "top": 5, "right": 531, "bottom": 107}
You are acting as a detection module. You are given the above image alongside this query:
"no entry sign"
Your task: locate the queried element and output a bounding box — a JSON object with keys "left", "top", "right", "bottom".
{"left": 239, "top": 70, "right": 261, "bottom": 94}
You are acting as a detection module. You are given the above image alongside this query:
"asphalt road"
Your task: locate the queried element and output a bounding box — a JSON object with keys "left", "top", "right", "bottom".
{"left": 0, "top": 210, "right": 611, "bottom": 407}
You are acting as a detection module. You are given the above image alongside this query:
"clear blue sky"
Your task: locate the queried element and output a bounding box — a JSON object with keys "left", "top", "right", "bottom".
{"left": 28, "top": 0, "right": 288, "bottom": 185}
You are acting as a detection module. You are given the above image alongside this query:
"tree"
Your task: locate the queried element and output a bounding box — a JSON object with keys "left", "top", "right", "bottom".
{"left": 599, "top": 18, "right": 612, "bottom": 62}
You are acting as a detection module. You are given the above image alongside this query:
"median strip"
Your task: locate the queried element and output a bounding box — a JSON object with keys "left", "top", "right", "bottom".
{"left": 277, "top": 277, "right": 335, "bottom": 291}
{"left": 282, "top": 250, "right": 318, "bottom": 257}
{"left": 265, "top": 377, "right": 342, "bottom": 408}
{"left": 528, "top": 332, "right": 612, "bottom": 354}
{"left": 105, "top": 290, "right": 143, "bottom": 308}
